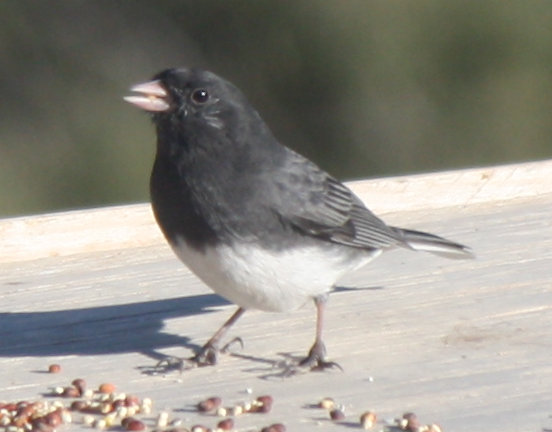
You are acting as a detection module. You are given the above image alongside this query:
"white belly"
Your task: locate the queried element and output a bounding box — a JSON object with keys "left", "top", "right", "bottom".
{"left": 171, "top": 237, "right": 380, "bottom": 312}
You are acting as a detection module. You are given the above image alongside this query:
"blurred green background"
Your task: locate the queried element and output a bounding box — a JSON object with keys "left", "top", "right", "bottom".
{"left": 1, "top": 0, "right": 551, "bottom": 217}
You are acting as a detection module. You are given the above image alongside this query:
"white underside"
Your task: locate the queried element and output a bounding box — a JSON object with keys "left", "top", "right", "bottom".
{"left": 171, "top": 237, "right": 380, "bottom": 312}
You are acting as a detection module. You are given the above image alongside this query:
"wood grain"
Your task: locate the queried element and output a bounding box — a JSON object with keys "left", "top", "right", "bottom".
{"left": 1, "top": 159, "right": 551, "bottom": 432}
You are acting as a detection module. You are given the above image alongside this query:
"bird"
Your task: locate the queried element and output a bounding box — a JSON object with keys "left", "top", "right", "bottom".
{"left": 124, "top": 67, "right": 473, "bottom": 372}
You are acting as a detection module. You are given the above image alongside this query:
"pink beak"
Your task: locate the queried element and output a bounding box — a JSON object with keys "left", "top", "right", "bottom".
{"left": 124, "top": 80, "right": 170, "bottom": 112}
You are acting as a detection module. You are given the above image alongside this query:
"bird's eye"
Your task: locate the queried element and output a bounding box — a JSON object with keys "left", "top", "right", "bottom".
{"left": 191, "top": 89, "right": 209, "bottom": 104}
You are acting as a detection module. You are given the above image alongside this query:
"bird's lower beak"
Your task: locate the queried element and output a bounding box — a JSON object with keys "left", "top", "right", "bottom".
{"left": 124, "top": 80, "right": 170, "bottom": 112}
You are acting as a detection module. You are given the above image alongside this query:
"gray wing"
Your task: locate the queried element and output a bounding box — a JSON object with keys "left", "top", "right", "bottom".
{"left": 269, "top": 151, "right": 403, "bottom": 251}
{"left": 267, "top": 150, "right": 473, "bottom": 259}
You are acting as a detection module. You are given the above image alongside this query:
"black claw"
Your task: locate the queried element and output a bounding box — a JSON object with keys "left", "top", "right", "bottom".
{"left": 221, "top": 336, "right": 244, "bottom": 354}
{"left": 297, "top": 339, "right": 343, "bottom": 372}
{"left": 189, "top": 342, "right": 222, "bottom": 367}
{"left": 309, "top": 359, "right": 343, "bottom": 372}
{"left": 153, "top": 345, "right": 218, "bottom": 373}
{"left": 155, "top": 356, "right": 191, "bottom": 372}
{"left": 153, "top": 338, "right": 245, "bottom": 373}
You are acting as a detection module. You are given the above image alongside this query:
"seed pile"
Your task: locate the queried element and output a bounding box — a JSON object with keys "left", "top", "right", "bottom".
{"left": 193, "top": 394, "right": 285, "bottom": 432}
{"left": 393, "top": 412, "right": 442, "bottom": 432}
{"left": 51, "top": 378, "right": 152, "bottom": 431}
{"left": 1, "top": 364, "right": 445, "bottom": 432}
{"left": 315, "top": 397, "right": 443, "bottom": 431}
{"left": 0, "top": 364, "right": 286, "bottom": 432}
{"left": 0, "top": 380, "right": 151, "bottom": 432}
{"left": 0, "top": 400, "right": 71, "bottom": 432}
{"left": 196, "top": 394, "right": 273, "bottom": 417}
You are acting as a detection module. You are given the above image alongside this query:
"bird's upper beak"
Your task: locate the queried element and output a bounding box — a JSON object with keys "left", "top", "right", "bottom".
{"left": 124, "top": 80, "right": 170, "bottom": 112}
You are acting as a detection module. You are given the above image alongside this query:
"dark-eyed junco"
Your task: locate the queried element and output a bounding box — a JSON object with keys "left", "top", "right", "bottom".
{"left": 125, "top": 68, "right": 473, "bottom": 371}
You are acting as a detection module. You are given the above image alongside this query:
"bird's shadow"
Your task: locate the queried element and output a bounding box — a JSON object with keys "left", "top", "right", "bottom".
{"left": 0, "top": 285, "right": 382, "bottom": 370}
{"left": 0, "top": 293, "right": 229, "bottom": 358}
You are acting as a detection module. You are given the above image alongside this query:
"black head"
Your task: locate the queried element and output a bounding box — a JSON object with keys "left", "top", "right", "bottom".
{"left": 125, "top": 68, "right": 260, "bottom": 137}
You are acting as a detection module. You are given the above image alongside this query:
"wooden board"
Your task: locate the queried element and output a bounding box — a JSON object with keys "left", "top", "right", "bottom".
{"left": 1, "top": 159, "right": 551, "bottom": 432}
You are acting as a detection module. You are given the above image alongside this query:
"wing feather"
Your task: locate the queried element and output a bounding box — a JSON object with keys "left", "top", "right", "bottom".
{"left": 270, "top": 151, "right": 402, "bottom": 250}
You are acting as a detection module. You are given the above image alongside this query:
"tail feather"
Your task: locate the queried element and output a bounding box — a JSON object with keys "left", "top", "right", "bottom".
{"left": 391, "top": 227, "right": 474, "bottom": 259}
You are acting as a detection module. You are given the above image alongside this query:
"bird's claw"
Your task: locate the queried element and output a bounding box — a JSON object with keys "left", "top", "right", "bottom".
{"left": 154, "top": 338, "right": 244, "bottom": 373}
{"left": 221, "top": 336, "right": 244, "bottom": 354}
{"left": 153, "top": 346, "right": 218, "bottom": 373}
{"left": 279, "top": 340, "right": 343, "bottom": 376}
{"left": 300, "top": 357, "right": 343, "bottom": 372}
{"left": 297, "top": 347, "right": 343, "bottom": 372}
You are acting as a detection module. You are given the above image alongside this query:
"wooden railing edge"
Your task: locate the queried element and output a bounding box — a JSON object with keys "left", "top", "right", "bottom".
{"left": 1, "top": 159, "right": 550, "bottom": 263}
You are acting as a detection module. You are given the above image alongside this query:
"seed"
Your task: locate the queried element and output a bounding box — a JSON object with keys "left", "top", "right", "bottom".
{"left": 360, "top": 411, "right": 376, "bottom": 429}
{"left": 15, "top": 404, "right": 34, "bottom": 417}
{"left": 125, "top": 395, "right": 140, "bottom": 407}
{"left": 45, "top": 410, "right": 62, "bottom": 427}
{"left": 100, "top": 403, "right": 113, "bottom": 414}
{"left": 254, "top": 395, "right": 273, "bottom": 413}
{"left": 330, "top": 408, "right": 345, "bottom": 421}
{"left": 83, "top": 389, "right": 94, "bottom": 399}
{"left": 318, "top": 397, "right": 335, "bottom": 410}
{"left": 13, "top": 413, "right": 31, "bottom": 428}
{"left": 141, "top": 404, "right": 152, "bottom": 415}
{"left": 402, "top": 412, "right": 420, "bottom": 431}
{"left": 62, "top": 386, "right": 80, "bottom": 398}
{"left": 124, "top": 419, "right": 146, "bottom": 431}
{"left": 94, "top": 419, "right": 107, "bottom": 429}
{"left": 261, "top": 424, "right": 286, "bottom": 432}
{"left": 217, "top": 418, "right": 234, "bottom": 430}
{"left": 98, "top": 383, "right": 116, "bottom": 394}
{"left": 12, "top": 417, "right": 26, "bottom": 428}
{"left": 81, "top": 402, "right": 101, "bottom": 414}
{"left": 60, "top": 411, "right": 72, "bottom": 425}
{"left": 127, "top": 406, "right": 138, "bottom": 416}
{"left": 116, "top": 406, "right": 129, "bottom": 418}
{"left": 113, "top": 400, "right": 125, "bottom": 409}
{"left": 52, "top": 401, "right": 65, "bottom": 409}
{"left": 83, "top": 415, "right": 95, "bottom": 426}
{"left": 157, "top": 411, "right": 169, "bottom": 427}
{"left": 140, "top": 397, "right": 152, "bottom": 414}
{"left": 215, "top": 407, "right": 227, "bottom": 417}
{"left": 427, "top": 424, "right": 442, "bottom": 432}
{"left": 69, "top": 401, "right": 85, "bottom": 412}
{"left": 112, "top": 393, "right": 126, "bottom": 401}
{"left": 230, "top": 405, "right": 243, "bottom": 416}
{"left": 104, "top": 413, "right": 117, "bottom": 427}
{"left": 71, "top": 379, "right": 86, "bottom": 395}
{"left": 48, "top": 364, "right": 61, "bottom": 374}
{"left": 99, "top": 393, "right": 111, "bottom": 402}
{"left": 397, "top": 418, "right": 408, "bottom": 429}
{"left": 197, "top": 397, "right": 221, "bottom": 413}
{"left": 31, "top": 418, "right": 53, "bottom": 432}
{"left": 191, "top": 425, "right": 207, "bottom": 432}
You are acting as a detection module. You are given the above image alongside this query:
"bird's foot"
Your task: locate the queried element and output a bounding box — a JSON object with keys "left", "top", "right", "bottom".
{"left": 280, "top": 340, "right": 342, "bottom": 376}
{"left": 298, "top": 340, "right": 343, "bottom": 371}
{"left": 155, "top": 337, "right": 244, "bottom": 372}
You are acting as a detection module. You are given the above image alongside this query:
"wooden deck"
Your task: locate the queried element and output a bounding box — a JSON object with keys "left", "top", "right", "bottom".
{"left": 1, "top": 159, "right": 551, "bottom": 432}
